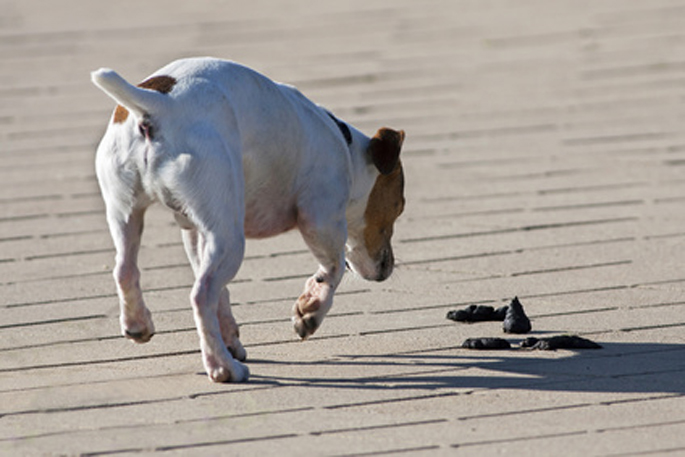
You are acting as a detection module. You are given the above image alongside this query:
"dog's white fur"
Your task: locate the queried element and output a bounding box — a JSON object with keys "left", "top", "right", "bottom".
{"left": 91, "top": 57, "right": 405, "bottom": 382}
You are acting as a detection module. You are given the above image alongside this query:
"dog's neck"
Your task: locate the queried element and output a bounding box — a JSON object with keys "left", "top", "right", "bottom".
{"left": 344, "top": 126, "right": 379, "bottom": 203}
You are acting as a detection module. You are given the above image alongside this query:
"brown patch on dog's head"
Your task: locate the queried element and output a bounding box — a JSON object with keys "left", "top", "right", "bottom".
{"left": 111, "top": 75, "right": 177, "bottom": 124}
{"left": 361, "top": 164, "right": 405, "bottom": 281}
{"left": 368, "top": 127, "right": 405, "bottom": 175}
{"left": 358, "top": 128, "right": 405, "bottom": 281}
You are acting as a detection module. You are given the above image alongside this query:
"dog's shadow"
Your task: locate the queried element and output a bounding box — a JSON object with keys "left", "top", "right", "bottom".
{"left": 246, "top": 341, "right": 685, "bottom": 396}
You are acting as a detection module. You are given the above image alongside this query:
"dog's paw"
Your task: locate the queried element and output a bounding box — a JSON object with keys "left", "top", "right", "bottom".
{"left": 228, "top": 338, "right": 247, "bottom": 362}
{"left": 292, "top": 300, "right": 321, "bottom": 339}
{"left": 219, "top": 317, "right": 247, "bottom": 361}
{"left": 205, "top": 356, "right": 250, "bottom": 383}
{"left": 292, "top": 280, "right": 326, "bottom": 339}
{"left": 121, "top": 309, "right": 155, "bottom": 343}
{"left": 292, "top": 314, "right": 320, "bottom": 339}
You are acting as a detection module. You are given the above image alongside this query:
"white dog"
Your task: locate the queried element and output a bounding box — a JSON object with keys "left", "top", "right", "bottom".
{"left": 91, "top": 57, "right": 405, "bottom": 382}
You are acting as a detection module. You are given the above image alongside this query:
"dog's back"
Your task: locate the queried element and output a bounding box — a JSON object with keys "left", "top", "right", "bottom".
{"left": 92, "top": 58, "right": 353, "bottom": 237}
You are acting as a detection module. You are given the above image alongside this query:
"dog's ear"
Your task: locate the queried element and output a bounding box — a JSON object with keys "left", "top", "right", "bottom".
{"left": 368, "top": 128, "right": 405, "bottom": 175}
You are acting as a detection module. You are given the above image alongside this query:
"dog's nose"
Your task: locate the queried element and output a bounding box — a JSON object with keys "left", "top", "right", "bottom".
{"left": 375, "top": 249, "right": 394, "bottom": 282}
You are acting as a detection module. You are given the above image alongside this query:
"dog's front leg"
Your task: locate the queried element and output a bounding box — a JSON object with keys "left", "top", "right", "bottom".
{"left": 293, "top": 216, "right": 347, "bottom": 339}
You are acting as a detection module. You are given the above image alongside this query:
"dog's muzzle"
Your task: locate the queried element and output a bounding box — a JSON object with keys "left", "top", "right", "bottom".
{"left": 345, "top": 246, "right": 395, "bottom": 281}
{"left": 375, "top": 249, "right": 394, "bottom": 282}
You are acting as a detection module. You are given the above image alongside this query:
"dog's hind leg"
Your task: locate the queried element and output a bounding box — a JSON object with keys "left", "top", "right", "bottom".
{"left": 172, "top": 135, "right": 248, "bottom": 382}
{"left": 181, "top": 228, "right": 247, "bottom": 362}
{"left": 107, "top": 206, "right": 156, "bottom": 343}
{"left": 187, "top": 225, "right": 248, "bottom": 382}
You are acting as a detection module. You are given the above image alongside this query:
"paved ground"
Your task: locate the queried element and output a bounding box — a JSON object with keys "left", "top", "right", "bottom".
{"left": 2, "top": 0, "right": 685, "bottom": 455}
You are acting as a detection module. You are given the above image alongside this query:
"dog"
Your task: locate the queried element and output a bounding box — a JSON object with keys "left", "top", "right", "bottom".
{"left": 91, "top": 57, "right": 405, "bottom": 382}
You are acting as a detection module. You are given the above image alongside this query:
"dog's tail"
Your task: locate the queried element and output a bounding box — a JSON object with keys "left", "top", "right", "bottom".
{"left": 91, "top": 68, "right": 171, "bottom": 120}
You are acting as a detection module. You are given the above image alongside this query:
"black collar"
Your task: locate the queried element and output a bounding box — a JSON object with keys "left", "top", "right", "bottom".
{"left": 325, "top": 110, "right": 352, "bottom": 145}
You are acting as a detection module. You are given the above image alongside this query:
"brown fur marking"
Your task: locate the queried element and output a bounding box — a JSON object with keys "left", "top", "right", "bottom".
{"left": 111, "top": 75, "right": 177, "bottom": 124}
{"left": 138, "top": 75, "right": 176, "bottom": 94}
{"left": 363, "top": 161, "right": 405, "bottom": 258}
{"left": 368, "top": 128, "right": 405, "bottom": 175}
{"left": 113, "top": 105, "right": 129, "bottom": 124}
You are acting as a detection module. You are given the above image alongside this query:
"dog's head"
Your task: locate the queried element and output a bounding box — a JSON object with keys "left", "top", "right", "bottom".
{"left": 346, "top": 128, "right": 405, "bottom": 281}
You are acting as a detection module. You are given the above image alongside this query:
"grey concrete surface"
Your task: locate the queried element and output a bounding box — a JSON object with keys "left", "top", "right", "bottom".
{"left": 2, "top": 0, "right": 685, "bottom": 455}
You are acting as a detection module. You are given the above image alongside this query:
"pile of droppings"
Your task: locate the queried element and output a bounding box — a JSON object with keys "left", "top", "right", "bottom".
{"left": 447, "top": 297, "right": 602, "bottom": 351}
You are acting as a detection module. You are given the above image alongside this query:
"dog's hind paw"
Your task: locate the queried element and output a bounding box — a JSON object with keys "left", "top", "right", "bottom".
{"left": 124, "top": 328, "right": 155, "bottom": 343}
{"left": 205, "top": 357, "right": 250, "bottom": 383}
{"left": 228, "top": 339, "right": 247, "bottom": 362}
{"left": 121, "top": 311, "right": 155, "bottom": 343}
